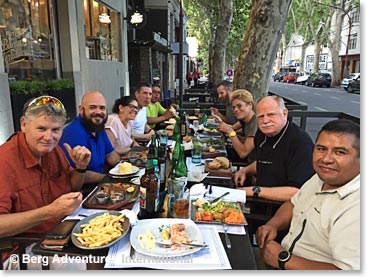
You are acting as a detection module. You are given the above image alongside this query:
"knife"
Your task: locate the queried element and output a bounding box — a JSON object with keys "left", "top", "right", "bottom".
{"left": 129, "top": 245, "right": 135, "bottom": 259}
{"left": 210, "top": 191, "right": 230, "bottom": 203}
{"left": 156, "top": 241, "right": 208, "bottom": 248}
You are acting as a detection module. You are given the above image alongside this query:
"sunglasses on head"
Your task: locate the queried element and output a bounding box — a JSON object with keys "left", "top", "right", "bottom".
{"left": 25, "top": 96, "right": 65, "bottom": 112}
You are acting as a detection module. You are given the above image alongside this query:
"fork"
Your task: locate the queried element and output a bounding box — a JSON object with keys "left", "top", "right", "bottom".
{"left": 223, "top": 224, "right": 231, "bottom": 249}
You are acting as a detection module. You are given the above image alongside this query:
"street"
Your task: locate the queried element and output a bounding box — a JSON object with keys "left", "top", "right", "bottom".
{"left": 268, "top": 81, "right": 360, "bottom": 141}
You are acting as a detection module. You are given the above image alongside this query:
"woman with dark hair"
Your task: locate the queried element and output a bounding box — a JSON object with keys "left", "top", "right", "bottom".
{"left": 105, "top": 96, "right": 139, "bottom": 155}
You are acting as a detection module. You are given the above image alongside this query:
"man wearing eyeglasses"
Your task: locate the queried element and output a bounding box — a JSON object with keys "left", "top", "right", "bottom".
{"left": 147, "top": 84, "right": 177, "bottom": 130}
{"left": 256, "top": 119, "right": 360, "bottom": 270}
{"left": 59, "top": 91, "right": 121, "bottom": 185}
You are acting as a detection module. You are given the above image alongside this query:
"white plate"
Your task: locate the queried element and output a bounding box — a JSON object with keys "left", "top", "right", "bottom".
{"left": 71, "top": 211, "right": 130, "bottom": 250}
{"left": 130, "top": 218, "right": 204, "bottom": 257}
{"left": 109, "top": 163, "right": 140, "bottom": 177}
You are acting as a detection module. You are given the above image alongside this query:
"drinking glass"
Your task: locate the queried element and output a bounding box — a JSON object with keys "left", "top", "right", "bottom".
{"left": 168, "top": 177, "right": 189, "bottom": 218}
{"left": 191, "top": 136, "right": 202, "bottom": 164}
{"left": 192, "top": 120, "right": 200, "bottom": 135}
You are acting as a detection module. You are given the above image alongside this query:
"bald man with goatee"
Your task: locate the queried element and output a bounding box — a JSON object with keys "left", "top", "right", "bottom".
{"left": 59, "top": 91, "right": 120, "bottom": 185}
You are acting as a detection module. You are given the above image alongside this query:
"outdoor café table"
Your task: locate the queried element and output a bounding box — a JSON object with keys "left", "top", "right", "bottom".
{"left": 31, "top": 179, "right": 257, "bottom": 270}
{"left": 31, "top": 138, "right": 257, "bottom": 270}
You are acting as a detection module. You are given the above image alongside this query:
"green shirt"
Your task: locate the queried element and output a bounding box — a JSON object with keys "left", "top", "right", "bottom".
{"left": 147, "top": 102, "right": 167, "bottom": 129}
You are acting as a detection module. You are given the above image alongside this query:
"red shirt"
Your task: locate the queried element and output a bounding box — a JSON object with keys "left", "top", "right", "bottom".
{"left": 0, "top": 132, "right": 74, "bottom": 234}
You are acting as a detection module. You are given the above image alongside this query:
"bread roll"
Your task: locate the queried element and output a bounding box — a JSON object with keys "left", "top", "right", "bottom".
{"left": 208, "top": 160, "right": 221, "bottom": 169}
{"left": 215, "top": 157, "right": 230, "bottom": 169}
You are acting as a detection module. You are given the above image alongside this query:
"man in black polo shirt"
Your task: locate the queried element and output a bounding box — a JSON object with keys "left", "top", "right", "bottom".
{"left": 234, "top": 95, "right": 314, "bottom": 202}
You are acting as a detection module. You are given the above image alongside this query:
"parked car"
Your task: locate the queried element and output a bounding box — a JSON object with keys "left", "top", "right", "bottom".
{"left": 305, "top": 72, "right": 332, "bottom": 88}
{"left": 295, "top": 72, "right": 310, "bottom": 85}
{"left": 341, "top": 73, "right": 360, "bottom": 89}
{"left": 273, "top": 71, "right": 287, "bottom": 82}
{"left": 344, "top": 75, "right": 360, "bottom": 94}
{"left": 283, "top": 72, "right": 299, "bottom": 83}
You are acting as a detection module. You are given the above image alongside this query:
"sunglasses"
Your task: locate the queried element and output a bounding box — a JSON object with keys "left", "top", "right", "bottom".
{"left": 26, "top": 96, "right": 65, "bottom": 112}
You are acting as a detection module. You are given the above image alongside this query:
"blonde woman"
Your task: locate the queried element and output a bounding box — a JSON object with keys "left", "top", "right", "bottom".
{"left": 105, "top": 96, "right": 139, "bottom": 155}
{"left": 218, "top": 89, "right": 257, "bottom": 163}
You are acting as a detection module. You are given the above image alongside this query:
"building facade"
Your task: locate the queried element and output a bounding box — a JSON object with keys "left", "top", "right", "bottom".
{"left": 339, "top": 8, "right": 360, "bottom": 75}
{"left": 0, "top": 0, "right": 130, "bottom": 142}
{"left": 0, "top": 0, "right": 188, "bottom": 143}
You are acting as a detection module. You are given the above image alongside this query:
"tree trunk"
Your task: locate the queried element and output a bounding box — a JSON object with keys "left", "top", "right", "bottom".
{"left": 211, "top": 0, "right": 233, "bottom": 85}
{"left": 328, "top": 10, "right": 344, "bottom": 86}
{"left": 233, "top": 0, "right": 292, "bottom": 100}
{"left": 299, "top": 44, "right": 308, "bottom": 73}
{"left": 208, "top": 23, "right": 216, "bottom": 86}
{"left": 313, "top": 42, "right": 322, "bottom": 73}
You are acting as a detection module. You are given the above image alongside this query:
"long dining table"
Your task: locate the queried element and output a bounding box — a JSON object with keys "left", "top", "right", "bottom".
{"left": 31, "top": 136, "right": 258, "bottom": 270}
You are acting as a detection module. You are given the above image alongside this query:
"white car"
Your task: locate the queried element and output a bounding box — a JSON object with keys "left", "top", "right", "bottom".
{"left": 341, "top": 73, "right": 360, "bottom": 88}
{"left": 295, "top": 72, "right": 310, "bottom": 85}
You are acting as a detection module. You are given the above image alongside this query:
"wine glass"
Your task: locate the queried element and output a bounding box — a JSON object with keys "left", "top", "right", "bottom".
{"left": 192, "top": 120, "right": 200, "bottom": 135}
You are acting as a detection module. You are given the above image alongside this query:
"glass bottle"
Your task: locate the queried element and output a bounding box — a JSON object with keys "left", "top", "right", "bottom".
{"left": 172, "top": 116, "right": 181, "bottom": 143}
{"left": 150, "top": 135, "right": 159, "bottom": 159}
{"left": 158, "top": 145, "right": 167, "bottom": 193}
{"left": 169, "top": 140, "right": 181, "bottom": 179}
{"left": 138, "top": 164, "right": 159, "bottom": 219}
{"left": 180, "top": 111, "right": 187, "bottom": 137}
{"left": 175, "top": 145, "right": 188, "bottom": 178}
{"left": 201, "top": 109, "right": 208, "bottom": 125}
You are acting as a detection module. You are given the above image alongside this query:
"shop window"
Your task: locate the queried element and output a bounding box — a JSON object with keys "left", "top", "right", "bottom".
{"left": 83, "top": 0, "right": 121, "bottom": 61}
{"left": 1, "top": 0, "right": 56, "bottom": 80}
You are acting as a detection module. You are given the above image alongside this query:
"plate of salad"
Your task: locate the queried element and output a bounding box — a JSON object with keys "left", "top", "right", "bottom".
{"left": 190, "top": 199, "right": 247, "bottom": 225}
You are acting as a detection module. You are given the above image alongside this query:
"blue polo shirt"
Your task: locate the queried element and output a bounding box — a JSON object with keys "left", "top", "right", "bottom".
{"left": 59, "top": 115, "right": 114, "bottom": 173}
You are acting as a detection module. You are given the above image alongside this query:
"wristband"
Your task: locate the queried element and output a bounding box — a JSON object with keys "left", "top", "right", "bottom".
{"left": 75, "top": 168, "right": 87, "bottom": 173}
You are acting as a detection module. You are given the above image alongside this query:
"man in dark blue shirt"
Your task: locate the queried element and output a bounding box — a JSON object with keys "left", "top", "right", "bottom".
{"left": 59, "top": 91, "right": 120, "bottom": 184}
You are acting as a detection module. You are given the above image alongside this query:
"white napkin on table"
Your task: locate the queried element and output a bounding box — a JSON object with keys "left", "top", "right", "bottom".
{"left": 189, "top": 183, "right": 246, "bottom": 203}
{"left": 120, "top": 208, "right": 138, "bottom": 226}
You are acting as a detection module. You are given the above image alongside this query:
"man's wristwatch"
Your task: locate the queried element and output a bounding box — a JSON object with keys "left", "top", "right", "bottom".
{"left": 278, "top": 250, "right": 291, "bottom": 270}
{"left": 252, "top": 186, "right": 261, "bottom": 198}
{"left": 75, "top": 168, "right": 87, "bottom": 173}
{"left": 228, "top": 130, "right": 236, "bottom": 138}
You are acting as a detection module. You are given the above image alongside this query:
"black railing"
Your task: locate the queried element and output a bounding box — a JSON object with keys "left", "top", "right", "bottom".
{"left": 180, "top": 89, "right": 360, "bottom": 131}
{"left": 288, "top": 111, "right": 360, "bottom": 130}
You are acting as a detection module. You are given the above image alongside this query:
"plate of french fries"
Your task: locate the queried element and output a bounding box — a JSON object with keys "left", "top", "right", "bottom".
{"left": 71, "top": 211, "right": 130, "bottom": 249}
